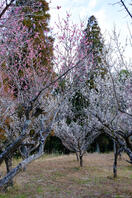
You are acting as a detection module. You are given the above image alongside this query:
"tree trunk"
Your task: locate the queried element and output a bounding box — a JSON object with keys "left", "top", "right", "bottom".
{"left": 79, "top": 155, "right": 83, "bottom": 167}
{"left": 4, "top": 156, "right": 13, "bottom": 190}
{"left": 76, "top": 152, "right": 79, "bottom": 161}
{"left": 113, "top": 141, "right": 118, "bottom": 178}
{"left": 96, "top": 143, "right": 100, "bottom": 153}
{"left": 124, "top": 147, "right": 132, "bottom": 164}
{"left": 0, "top": 120, "right": 30, "bottom": 165}
{"left": 19, "top": 145, "right": 29, "bottom": 171}
{"left": 0, "top": 120, "right": 47, "bottom": 191}
{"left": 0, "top": 151, "right": 43, "bottom": 191}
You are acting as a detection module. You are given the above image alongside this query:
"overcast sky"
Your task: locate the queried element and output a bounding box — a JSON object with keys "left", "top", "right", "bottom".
{"left": 48, "top": 0, "right": 131, "bottom": 59}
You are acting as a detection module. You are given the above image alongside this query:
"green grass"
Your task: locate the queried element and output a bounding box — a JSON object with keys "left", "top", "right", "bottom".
{"left": 0, "top": 194, "right": 27, "bottom": 198}
{"left": 36, "top": 186, "right": 44, "bottom": 194}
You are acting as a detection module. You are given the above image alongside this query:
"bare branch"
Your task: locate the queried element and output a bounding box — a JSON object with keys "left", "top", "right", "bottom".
{"left": 120, "top": 0, "right": 132, "bottom": 19}
{"left": 0, "top": 0, "right": 15, "bottom": 19}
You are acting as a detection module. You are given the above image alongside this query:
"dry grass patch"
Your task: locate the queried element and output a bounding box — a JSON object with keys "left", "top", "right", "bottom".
{"left": 0, "top": 153, "right": 132, "bottom": 198}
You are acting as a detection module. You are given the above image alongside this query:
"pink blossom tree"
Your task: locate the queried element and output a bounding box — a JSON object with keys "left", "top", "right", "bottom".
{"left": 0, "top": 0, "right": 57, "bottom": 190}
{"left": 0, "top": 2, "right": 96, "bottom": 190}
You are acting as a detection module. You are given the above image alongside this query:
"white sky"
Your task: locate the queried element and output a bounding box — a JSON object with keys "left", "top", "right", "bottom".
{"left": 48, "top": 0, "right": 132, "bottom": 59}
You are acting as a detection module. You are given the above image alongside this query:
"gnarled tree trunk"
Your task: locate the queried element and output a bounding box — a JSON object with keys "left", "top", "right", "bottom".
{"left": 4, "top": 155, "right": 13, "bottom": 189}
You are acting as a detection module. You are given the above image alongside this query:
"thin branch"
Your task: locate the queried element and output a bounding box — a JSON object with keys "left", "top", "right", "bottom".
{"left": 0, "top": 0, "right": 15, "bottom": 19}
{"left": 31, "top": 49, "right": 93, "bottom": 106}
{"left": 120, "top": 0, "right": 132, "bottom": 19}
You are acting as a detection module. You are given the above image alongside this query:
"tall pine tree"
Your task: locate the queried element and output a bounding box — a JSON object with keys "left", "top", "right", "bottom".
{"left": 85, "top": 15, "right": 104, "bottom": 69}
{"left": 15, "top": 0, "right": 54, "bottom": 80}
{"left": 80, "top": 15, "right": 107, "bottom": 89}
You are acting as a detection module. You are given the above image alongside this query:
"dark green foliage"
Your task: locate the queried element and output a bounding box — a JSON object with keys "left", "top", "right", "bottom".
{"left": 44, "top": 135, "right": 70, "bottom": 154}
{"left": 119, "top": 69, "right": 130, "bottom": 83}
{"left": 18, "top": 0, "right": 54, "bottom": 69}
{"left": 53, "top": 79, "right": 67, "bottom": 96}
{"left": 84, "top": 15, "right": 107, "bottom": 84}
{"left": 33, "top": 108, "right": 43, "bottom": 117}
{"left": 71, "top": 91, "right": 89, "bottom": 111}
{"left": 67, "top": 90, "right": 89, "bottom": 125}
{"left": 85, "top": 15, "right": 104, "bottom": 65}
{"left": 89, "top": 134, "right": 113, "bottom": 153}
{"left": 44, "top": 134, "right": 114, "bottom": 154}
{"left": 16, "top": 104, "right": 26, "bottom": 119}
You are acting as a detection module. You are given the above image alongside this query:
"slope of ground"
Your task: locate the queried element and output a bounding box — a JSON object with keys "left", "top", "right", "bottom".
{"left": 0, "top": 153, "right": 132, "bottom": 198}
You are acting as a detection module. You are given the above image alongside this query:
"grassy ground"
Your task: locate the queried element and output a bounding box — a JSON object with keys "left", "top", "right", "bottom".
{"left": 0, "top": 153, "right": 132, "bottom": 198}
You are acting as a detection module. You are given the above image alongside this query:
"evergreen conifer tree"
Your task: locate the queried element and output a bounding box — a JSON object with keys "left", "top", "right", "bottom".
{"left": 79, "top": 15, "right": 108, "bottom": 89}
{"left": 85, "top": 15, "right": 104, "bottom": 69}
{"left": 15, "top": 0, "right": 54, "bottom": 79}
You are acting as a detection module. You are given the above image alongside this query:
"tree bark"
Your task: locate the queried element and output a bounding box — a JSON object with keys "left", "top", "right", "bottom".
{"left": 0, "top": 0, "right": 15, "bottom": 19}
{"left": 0, "top": 119, "right": 48, "bottom": 191}
{"left": 76, "top": 152, "right": 79, "bottom": 161}
{"left": 79, "top": 155, "right": 83, "bottom": 167}
{"left": 0, "top": 151, "right": 44, "bottom": 191}
{"left": 4, "top": 156, "right": 13, "bottom": 190}
{"left": 113, "top": 141, "right": 118, "bottom": 178}
{"left": 0, "top": 120, "right": 30, "bottom": 165}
